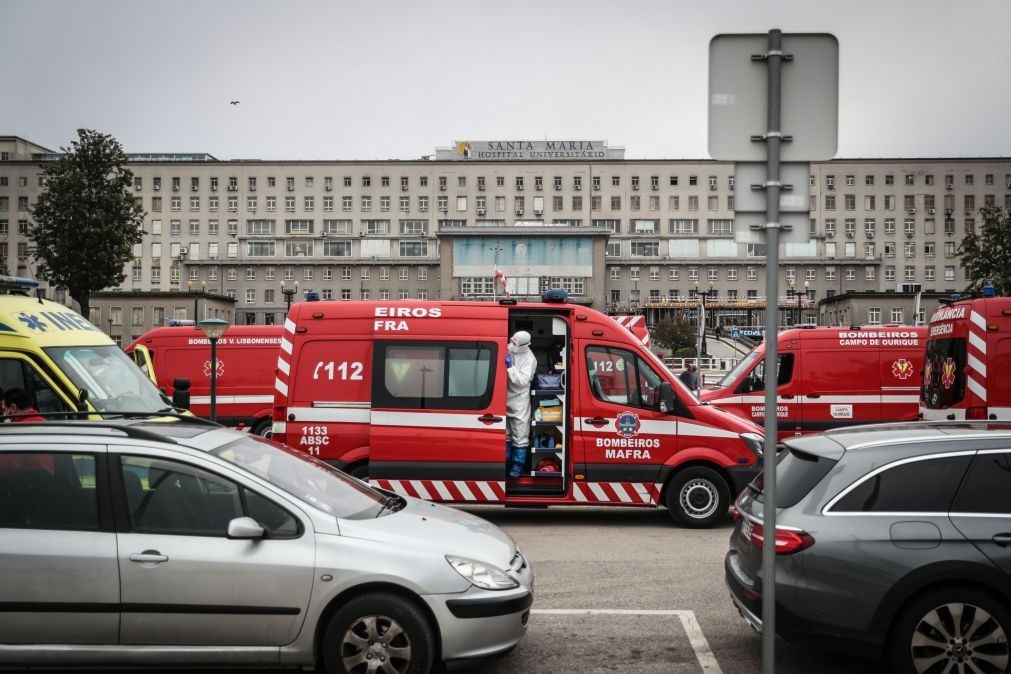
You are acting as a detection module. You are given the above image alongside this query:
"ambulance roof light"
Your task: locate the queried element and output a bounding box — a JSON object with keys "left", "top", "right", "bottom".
{"left": 305, "top": 291, "right": 320, "bottom": 302}
{"left": 169, "top": 319, "right": 196, "bottom": 326}
{"left": 542, "top": 289, "right": 568, "bottom": 304}
{"left": 0, "top": 275, "right": 40, "bottom": 293}
{"left": 983, "top": 285, "right": 996, "bottom": 297}
{"left": 498, "top": 298, "right": 518, "bottom": 305}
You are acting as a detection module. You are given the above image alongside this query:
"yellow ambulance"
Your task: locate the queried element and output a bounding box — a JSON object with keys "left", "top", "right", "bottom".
{"left": 0, "top": 276, "right": 169, "bottom": 416}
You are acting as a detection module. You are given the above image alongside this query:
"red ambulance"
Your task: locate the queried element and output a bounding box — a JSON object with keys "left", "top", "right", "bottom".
{"left": 700, "top": 325, "right": 926, "bottom": 440}
{"left": 921, "top": 293, "right": 1011, "bottom": 421}
{"left": 127, "top": 325, "right": 282, "bottom": 435}
{"left": 272, "top": 294, "right": 765, "bottom": 527}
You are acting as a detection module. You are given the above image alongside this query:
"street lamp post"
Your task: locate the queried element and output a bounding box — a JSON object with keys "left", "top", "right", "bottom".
{"left": 695, "top": 280, "right": 716, "bottom": 357}
{"left": 188, "top": 280, "right": 206, "bottom": 321}
{"left": 281, "top": 280, "right": 299, "bottom": 311}
{"left": 786, "top": 279, "right": 809, "bottom": 326}
{"left": 197, "top": 317, "right": 230, "bottom": 423}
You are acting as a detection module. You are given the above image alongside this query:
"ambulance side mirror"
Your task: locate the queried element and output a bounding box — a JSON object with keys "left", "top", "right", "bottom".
{"left": 659, "top": 382, "right": 675, "bottom": 414}
{"left": 76, "top": 388, "right": 89, "bottom": 414}
{"left": 172, "top": 378, "right": 191, "bottom": 410}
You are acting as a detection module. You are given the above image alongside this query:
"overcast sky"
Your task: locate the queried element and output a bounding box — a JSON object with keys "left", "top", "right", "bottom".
{"left": 4, "top": 0, "right": 1010, "bottom": 161}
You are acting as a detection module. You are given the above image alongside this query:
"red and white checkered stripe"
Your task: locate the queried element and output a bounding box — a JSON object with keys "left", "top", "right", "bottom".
{"left": 572, "top": 481, "right": 661, "bottom": 505}
{"left": 274, "top": 317, "right": 296, "bottom": 408}
{"left": 612, "top": 315, "right": 651, "bottom": 349}
{"left": 371, "top": 479, "right": 507, "bottom": 502}
{"left": 967, "top": 309, "right": 988, "bottom": 403}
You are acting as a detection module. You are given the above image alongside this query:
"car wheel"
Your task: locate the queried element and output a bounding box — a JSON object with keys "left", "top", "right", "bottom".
{"left": 348, "top": 462, "right": 369, "bottom": 481}
{"left": 890, "top": 585, "right": 1011, "bottom": 674}
{"left": 665, "top": 467, "right": 730, "bottom": 528}
{"left": 322, "top": 592, "right": 434, "bottom": 674}
{"left": 251, "top": 419, "right": 272, "bottom": 438}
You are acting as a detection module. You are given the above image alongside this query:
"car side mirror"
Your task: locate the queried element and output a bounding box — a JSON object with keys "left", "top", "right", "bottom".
{"left": 76, "top": 388, "right": 89, "bottom": 413}
{"left": 659, "top": 381, "right": 675, "bottom": 414}
{"left": 227, "top": 516, "right": 265, "bottom": 540}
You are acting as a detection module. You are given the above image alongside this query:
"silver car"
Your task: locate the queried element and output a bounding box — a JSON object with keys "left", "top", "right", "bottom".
{"left": 0, "top": 419, "right": 532, "bottom": 672}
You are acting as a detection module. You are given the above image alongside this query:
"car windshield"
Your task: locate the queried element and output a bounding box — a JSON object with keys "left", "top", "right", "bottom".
{"left": 716, "top": 350, "right": 761, "bottom": 388}
{"left": 212, "top": 435, "right": 386, "bottom": 520}
{"left": 44, "top": 345, "right": 166, "bottom": 414}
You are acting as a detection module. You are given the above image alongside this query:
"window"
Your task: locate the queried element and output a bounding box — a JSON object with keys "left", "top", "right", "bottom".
{"left": 285, "top": 219, "right": 313, "bottom": 235}
{"left": 0, "top": 452, "right": 98, "bottom": 530}
{"left": 375, "top": 341, "right": 495, "bottom": 410}
{"left": 364, "top": 220, "right": 390, "bottom": 235}
{"left": 831, "top": 456, "right": 971, "bottom": 513}
{"left": 120, "top": 456, "right": 297, "bottom": 537}
{"left": 952, "top": 453, "right": 1011, "bottom": 514}
{"left": 246, "top": 241, "right": 276, "bottom": 257}
{"left": 247, "top": 219, "right": 275, "bottom": 236}
{"left": 708, "top": 219, "right": 733, "bottom": 235}
{"left": 285, "top": 240, "right": 313, "bottom": 257}
{"left": 399, "top": 241, "right": 428, "bottom": 257}
{"left": 670, "top": 219, "right": 698, "bottom": 235}
{"left": 630, "top": 241, "right": 659, "bottom": 257}
{"left": 945, "top": 266, "right": 956, "bottom": 282}
{"left": 891, "top": 308, "right": 904, "bottom": 323}
{"left": 586, "top": 346, "right": 665, "bottom": 410}
{"left": 867, "top": 307, "right": 881, "bottom": 325}
{"left": 733, "top": 354, "right": 795, "bottom": 394}
{"left": 245, "top": 288, "right": 256, "bottom": 304}
{"left": 323, "top": 240, "right": 351, "bottom": 257}
{"left": 884, "top": 218, "right": 896, "bottom": 235}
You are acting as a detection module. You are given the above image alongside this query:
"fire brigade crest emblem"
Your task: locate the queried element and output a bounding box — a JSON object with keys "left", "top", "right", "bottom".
{"left": 203, "top": 358, "right": 225, "bottom": 378}
{"left": 924, "top": 360, "right": 934, "bottom": 384}
{"left": 941, "top": 357, "right": 957, "bottom": 390}
{"left": 615, "top": 411, "right": 641, "bottom": 438}
{"left": 891, "top": 358, "right": 914, "bottom": 380}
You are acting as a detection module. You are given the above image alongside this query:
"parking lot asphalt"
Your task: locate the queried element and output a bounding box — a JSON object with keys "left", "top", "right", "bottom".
{"left": 462, "top": 505, "right": 891, "bottom": 674}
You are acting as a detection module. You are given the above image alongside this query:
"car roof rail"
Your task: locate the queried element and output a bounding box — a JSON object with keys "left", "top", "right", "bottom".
{"left": 0, "top": 420, "right": 179, "bottom": 444}
{"left": 0, "top": 410, "right": 221, "bottom": 428}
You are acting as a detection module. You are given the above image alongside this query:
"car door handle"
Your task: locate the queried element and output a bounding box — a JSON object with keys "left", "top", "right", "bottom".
{"left": 806, "top": 394, "right": 820, "bottom": 399}
{"left": 477, "top": 414, "right": 504, "bottom": 424}
{"left": 781, "top": 395, "right": 796, "bottom": 399}
{"left": 992, "top": 534, "right": 1011, "bottom": 547}
{"left": 584, "top": 417, "right": 608, "bottom": 427}
{"left": 129, "top": 550, "right": 169, "bottom": 564}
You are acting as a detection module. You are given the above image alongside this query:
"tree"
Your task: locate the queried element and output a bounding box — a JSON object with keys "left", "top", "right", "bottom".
{"left": 957, "top": 205, "right": 1011, "bottom": 296}
{"left": 651, "top": 315, "right": 698, "bottom": 356}
{"left": 29, "top": 129, "right": 144, "bottom": 319}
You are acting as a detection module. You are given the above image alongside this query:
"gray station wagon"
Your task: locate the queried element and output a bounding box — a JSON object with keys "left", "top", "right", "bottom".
{"left": 0, "top": 419, "right": 533, "bottom": 673}
{"left": 727, "top": 422, "right": 1011, "bottom": 674}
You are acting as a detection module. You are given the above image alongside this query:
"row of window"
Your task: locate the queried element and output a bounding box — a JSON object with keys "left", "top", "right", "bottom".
{"left": 819, "top": 172, "right": 1011, "bottom": 189}
{"left": 135, "top": 239, "right": 433, "bottom": 260}
{"left": 130, "top": 262, "right": 435, "bottom": 284}
{"left": 607, "top": 262, "right": 960, "bottom": 285}
{"left": 821, "top": 193, "right": 1008, "bottom": 211}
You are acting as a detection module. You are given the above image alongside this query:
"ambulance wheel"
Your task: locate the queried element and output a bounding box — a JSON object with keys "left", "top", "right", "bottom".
{"left": 348, "top": 462, "right": 369, "bottom": 480}
{"left": 665, "top": 467, "right": 730, "bottom": 528}
{"left": 321, "top": 592, "right": 435, "bottom": 674}
{"left": 251, "top": 419, "right": 272, "bottom": 438}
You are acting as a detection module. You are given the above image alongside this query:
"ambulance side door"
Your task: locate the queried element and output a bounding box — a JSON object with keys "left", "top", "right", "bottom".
{"left": 0, "top": 352, "right": 76, "bottom": 415}
{"left": 880, "top": 346, "right": 921, "bottom": 422}
{"left": 286, "top": 339, "right": 372, "bottom": 464}
{"left": 576, "top": 341, "right": 667, "bottom": 486}
{"left": 369, "top": 339, "right": 507, "bottom": 498}
{"left": 732, "top": 350, "right": 799, "bottom": 440}
{"left": 802, "top": 347, "right": 879, "bottom": 430}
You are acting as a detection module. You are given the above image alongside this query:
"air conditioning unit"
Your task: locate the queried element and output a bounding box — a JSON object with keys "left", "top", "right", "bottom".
{"left": 897, "top": 282, "right": 921, "bottom": 293}
{"left": 574, "top": 184, "right": 581, "bottom": 191}
{"left": 946, "top": 184, "right": 953, "bottom": 190}
{"left": 907, "top": 208, "right": 915, "bottom": 214}
{"left": 906, "top": 232, "right": 914, "bottom": 238}
{"left": 229, "top": 185, "right": 238, "bottom": 192}
{"left": 153, "top": 185, "right": 160, "bottom": 191}
{"left": 401, "top": 185, "right": 408, "bottom": 191}
{"left": 652, "top": 185, "right": 659, "bottom": 191}
{"left": 134, "top": 184, "right": 142, "bottom": 191}
{"left": 535, "top": 184, "right": 542, "bottom": 191}
{"left": 826, "top": 230, "right": 835, "bottom": 238}
{"left": 478, "top": 184, "right": 485, "bottom": 191}
{"left": 209, "top": 255, "right": 217, "bottom": 260}
{"left": 517, "top": 184, "right": 524, "bottom": 191}
{"left": 927, "top": 209, "right": 935, "bottom": 215}
{"left": 534, "top": 209, "right": 543, "bottom": 216}
{"left": 945, "top": 209, "right": 953, "bottom": 215}
{"left": 709, "top": 185, "right": 717, "bottom": 191}
{"left": 515, "top": 209, "right": 524, "bottom": 216}
{"left": 172, "top": 185, "right": 180, "bottom": 192}
{"left": 286, "top": 185, "right": 293, "bottom": 192}
{"left": 439, "top": 206, "right": 447, "bottom": 212}
{"left": 846, "top": 231, "right": 854, "bottom": 238}
{"left": 554, "top": 184, "right": 562, "bottom": 191}
{"left": 827, "top": 184, "right": 834, "bottom": 190}
{"left": 248, "top": 185, "right": 255, "bottom": 192}
{"left": 632, "top": 185, "right": 639, "bottom": 191}
{"left": 593, "top": 184, "right": 600, "bottom": 191}
{"left": 866, "top": 231, "right": 875, "bottom": 238}
{"left": 439, "top": 184, "right": 446, "bottom": 191}
{"left": 477, "top": 208, "right": 486, "bottom": 215}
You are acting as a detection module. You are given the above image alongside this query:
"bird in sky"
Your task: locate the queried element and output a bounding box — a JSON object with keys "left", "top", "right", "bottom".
{"left": 230, "top": 100, "right": 240, "bottom": 105}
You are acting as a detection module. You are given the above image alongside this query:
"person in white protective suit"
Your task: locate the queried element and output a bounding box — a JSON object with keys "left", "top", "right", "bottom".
{"left": 505, "top": 330, "right": 538, "bottom": 478}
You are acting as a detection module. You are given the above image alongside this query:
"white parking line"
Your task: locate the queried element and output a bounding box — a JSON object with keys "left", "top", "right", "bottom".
{"left": 532, "top": 609, "right": 722, "bottom": 673}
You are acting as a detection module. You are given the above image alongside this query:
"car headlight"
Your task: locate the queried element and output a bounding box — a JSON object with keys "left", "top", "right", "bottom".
{"left": 740, "top": 432, "right": 765, "bottom": 458}
{"left": 446, "top": 555, "right": 519, "bottom": 590}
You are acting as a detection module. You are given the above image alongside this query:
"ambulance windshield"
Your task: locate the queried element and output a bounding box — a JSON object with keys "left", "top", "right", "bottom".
{"left": 716, "top": 350, "right": 761, "bottom": 388}
{"left": 44, "top": 345, "right": 166, "bottom": 414}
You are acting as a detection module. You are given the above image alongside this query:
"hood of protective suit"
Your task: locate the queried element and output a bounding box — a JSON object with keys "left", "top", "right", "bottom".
{"left": 508, "top": 330, "right": 532, "bottom": 355}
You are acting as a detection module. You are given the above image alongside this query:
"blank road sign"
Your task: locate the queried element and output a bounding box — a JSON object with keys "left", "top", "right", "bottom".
{"left": 709, "top": 33, "right": 838, "bottom": 162}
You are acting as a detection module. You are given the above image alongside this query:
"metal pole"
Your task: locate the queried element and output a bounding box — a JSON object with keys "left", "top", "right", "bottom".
{"left": 761, "top": 28, "right": 783, "bottom": 674}
{"left": 209, "top": 337, "right": 218, "bottom": 423}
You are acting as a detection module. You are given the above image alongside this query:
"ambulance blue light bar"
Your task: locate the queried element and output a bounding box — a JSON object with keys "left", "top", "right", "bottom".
{"left": 542, "top": 289, "right": 568, "bottom": 303}
{"left": 0, "top": 275, "right": 40, "bottom": 292}
{"left": 169, "top": 319, "right": 196, "bottom": 326}
{"left": 983, "top": 285, "right": 996, "bottom": 297}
